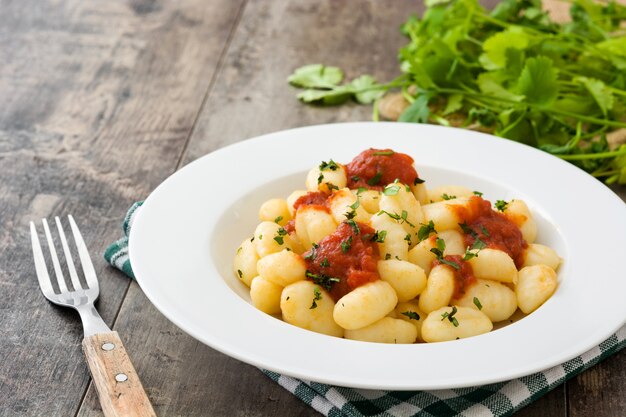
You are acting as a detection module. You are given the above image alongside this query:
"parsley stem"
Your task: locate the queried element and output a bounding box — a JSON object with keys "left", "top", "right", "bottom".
{"left": 592, "top": 169, "right": 620, "bottom": 177}
{"left": 557, "top": 148, "right": 626, "bottom": 161}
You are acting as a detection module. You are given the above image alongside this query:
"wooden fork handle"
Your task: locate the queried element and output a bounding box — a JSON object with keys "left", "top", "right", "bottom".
{"left": 82, "top": 331, "right": 157, "bottom": 417}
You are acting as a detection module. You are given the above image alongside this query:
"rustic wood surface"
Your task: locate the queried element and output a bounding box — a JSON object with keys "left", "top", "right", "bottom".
{"left": 0, "top": 1, "right": 623, "bottom": 417}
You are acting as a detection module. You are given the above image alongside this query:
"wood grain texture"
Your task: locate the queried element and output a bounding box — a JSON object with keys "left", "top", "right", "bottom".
{"left": 82, "top": 332, "right": 156, "bottom": 417}
{"left": 1, "top": 0, "right": 624, "bottom": 416}
{"left": 0, "top": 0, "right": 244, "bottom": 416}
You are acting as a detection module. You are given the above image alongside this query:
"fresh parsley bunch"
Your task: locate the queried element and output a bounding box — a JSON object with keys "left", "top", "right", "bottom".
{"left": 288, "top": 0, "right": 626, "bottom": 184}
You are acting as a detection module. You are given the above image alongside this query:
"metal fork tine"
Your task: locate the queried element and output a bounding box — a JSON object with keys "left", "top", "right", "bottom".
{"left": 68, "top": 215, "right": 99, "bottom": 292}
{"left": 55, "top": 216, "right": 83, "bottom": 291}
{"left": 30, "top": 221, "right": 56, "bottom": 298}
{"left": 42, "top": 218, "right": 69, "bottom": 294}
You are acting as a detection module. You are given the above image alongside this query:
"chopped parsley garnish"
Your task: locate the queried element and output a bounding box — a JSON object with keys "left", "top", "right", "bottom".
{"left": 306, "top": 271, "right": 340, "bottom": 291}
{"left": 356, "top": 187, "right": 367, "bottom": 195}
{"left": 473, "top": 297, "right": 483, "bottom": 310}
{"left": 385, "top": 253, "right": 392, "bottom": 260}
{"left": 327, "top": 183, "right": 339, "bottom": 191}
{"left": 258, "top": 234, "right": 263, "bottom": 240}
{"left": 373, "top": 151, "right": 394, "bottom": 156}
{"left": 430, "top": 238, "right": 461, "bottom": 270}
{"left": 473, "top": 191, "right": 483, "bottom": 197}
{"left": 441, "top": 193, "right": 456, "bottom": 200}
{"left": 417, "top": 220, "right": 436, "bottom": 242}
{"left": 480, "top": 225, "right": 490, "bottom": 237}
{"left": 441, "top": 306, "right": 459, "bottom": 327}
{"left": 413, "top": 177, "right": 424, "bottom": 185}
{"left": 344, "top": 209, "right": 357, "bottom": 220}
{"left": 320, "top": 258, "right": 330, "bottom": 268}
{"left": 274, "top": 216, "right": 283, "bottom": 223}
{"left": 404, "top": 233, "right": 412, "bottom": 244}
{"left": 367, "top": 171, "right": 383, "bottom": 186}
{"left": 236, "top": 246, "right": 242, "bottom": 254}
{"left": 459, "top": 222, "right": 488, "bottom": 252}
{"left": 317, "top": 173, "right": 324, "bottom": 184}
{"left": 383, "top": 184, "right": 401, "bottom": 196}
{"left": 250, "top": 236, "right": 255, "bottom": 242}
{"left": 495, "top": 200, "right": 509, "bottom": 212}
{"left": 310, "top": 287, "right": 322, "bottom": 309}
{"left": 463, "top": 246, "right": 478, "bottom": 261}
{"left": 273, "top": 227, "right": 288, "bottom": 245}
{"left": 346, "top": 219, "right": 360, "bottom": 235}
{"left": 377, "top": 209, "right": 415, "bottom": 227}
{"left": 470, "top": 238, "right": 487, "bottom": 251}
{"left": 371, "top": 230, "right": 387, "bottom": 243}
{"left": 319, "top": 159, "right": 339, "bottom": 171}
{"left": 351, "top": 176, "right": 361, "bottom": 182}
{"left": 237, "top": 269, "right": 243, "bottom": 279}
{"left": 401, "top": 311, "right": 420, "bottom": 321}
{"left": 304, "top": 246, "right": 317, "bottom": 261}
{"left": 350, "top": 199, "right": 361, "bottom": 210}
{"left": 341, "top": 236, "right": 353, "bottom": 253}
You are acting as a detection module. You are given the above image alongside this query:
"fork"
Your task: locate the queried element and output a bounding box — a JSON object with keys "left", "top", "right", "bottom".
{"left": 30, "top": 215, "right": 156, "bottom": 417}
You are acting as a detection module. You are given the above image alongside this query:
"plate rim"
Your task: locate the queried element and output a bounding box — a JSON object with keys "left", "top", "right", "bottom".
{"left": 129, "top": 121, "right": 626, "bottom": 390}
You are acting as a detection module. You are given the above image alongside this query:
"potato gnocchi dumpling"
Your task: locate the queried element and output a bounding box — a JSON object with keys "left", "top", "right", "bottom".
{"left": 234, "top": 148, "right": 561, "bottom": 344}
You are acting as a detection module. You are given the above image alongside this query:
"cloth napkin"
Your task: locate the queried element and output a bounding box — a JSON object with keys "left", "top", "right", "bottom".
{"left": 106, "top": 202, "right": 626, "bottom": 417}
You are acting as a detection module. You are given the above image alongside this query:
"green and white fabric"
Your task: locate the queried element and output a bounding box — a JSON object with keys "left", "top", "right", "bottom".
{"left": 106, "top": 202, "right": 626, "bottom": 417}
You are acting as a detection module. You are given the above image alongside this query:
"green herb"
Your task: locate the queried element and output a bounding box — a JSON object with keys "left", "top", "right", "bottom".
{"left": 413, "top": 177, "right": 425, "bottom": 185}
{"left": 473, "top": 191, "right": 483, "bottom": 197}
{"left": 377, "top": 209, "right": 415, "bottom": 227}
{"left": 236, "top": 246, "right": 242, "bottom": 254}
{"left": 371, "top": 230, "right": 387, "bottom": 243}
{"left": 258, "top": 234, "right": 263, "bottom": 240}
{"left": 310, "top": 287, "right": 322, "bottom": 309}
{"left": 341, "top": 236, "right": 353, "bottom": 253}
{"left": 480, "top": 225, "right": 490, "bottom": 237}
{"left": 288, "top": 0, "right": 626, "bottom": 185}
{"left": 495, "top": 200, "right": 509, "bottom": 212}
{"left": 273, "top": 227, "right": 288, "bottom": 245}
{"left": 274, "top": 216, "right": 283, "bottom": 224}
{"left": 385, "top": 253, "right": 392, "bottom": 260}
{"left": 273, "top": 236, "right": 284, "bottom": 245}
{"left": 320, "top": 258, "right": 330, "bottom": 268}
{"left": 442, "top": 193, "right": 456, "bottom": 200}
{"left": 344, "top": 209, "right": 356, "bottom": 220}
{"left": 352, "top": 176, "right": 361, "bottom": 182}
{"left": 463, "top": 246, "right": 478, "bottom": 261}
{"left": 373, "top": 151, "right": 395, "bottom": 156}
{"left": 306, "top": 271, "right": 340, "bottom": 290}
{"left": 350, "top": 199, "right": 360, "bottom": 210}
{"left": 473, "top": 297, "right": 483, "bottom": 310}
{"left": 317, "top": 173, "right": 324, "bottom": 184}
{"left": 430, "top": 238, "right": 461, "bottom": 270}
{"left": 383, "top": 184, "right": 401, "bottom": 196}
{"left": 356, "top": 187, "right": 367, "bottom": 195}
{"left": 250, "top": 236, "right": 255, "bottom": 242}
{"left": 404, "top": 233, "right": 412, "bottom": 244}
{"left": 237, "top": 269, "right": 243, "bottom": 279}
{"left": 441, "top": 306, "right": 459, "bottom": 327}
{"left": 367, "top": 172, "right": 383, "bottom": 186}
{"left": 346, "top": 219, "right": 360, "bottom": 235}
{"left": 319, "top": 159, "right": 339, "bottom": 171}
{"left": 401, "top": 210, "right": 415, "bottom": 227}
{"left": 401, "top": 311, "right": 420, "bottom": 321}
{"left": 417, "top": 220, "right": 437, "bottom": 242}
{"left": 304, "top": 247, "right": 317, "bottom": 261}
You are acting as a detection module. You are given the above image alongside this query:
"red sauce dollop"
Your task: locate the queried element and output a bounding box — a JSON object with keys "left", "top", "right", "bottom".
{"left": 452, "top": 196, "right": 527, "bottom": 268}
{"left": 346, "top": 148, "right": 422, "bottom": 190}
{"left": 303, "top": 222, "right": 380, "bottom": 301}
{"left": 433, "top": 255, "right": 477, "bottom": 300}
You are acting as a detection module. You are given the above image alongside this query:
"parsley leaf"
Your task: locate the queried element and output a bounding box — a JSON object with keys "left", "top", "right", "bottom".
{"left": 341, "top": 236, "right": 353, "bottom": 253}
{"left": 473, "top": 297, "right": 483, "bottom": 310}
{"left": 418, "top": 220, "right": 437, "bottom": 242}
{"left": 401, "top": 311, "right": 420, "bottom": 321}
{"left": 367, "top": 172, "right": 383, "bottom": 186}
{"left": 310, "top": 287, "right": 322, "bottom": 309}
{"left": 495, "top": 200, "right": 509, "bottom": 212}
{"left": 288, "top": 64, "right": 343, "bottom": 88}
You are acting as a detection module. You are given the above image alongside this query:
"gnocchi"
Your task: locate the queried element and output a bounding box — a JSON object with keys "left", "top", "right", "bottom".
{"left": 234, "top": 148, "right": 561, "bottom": 344}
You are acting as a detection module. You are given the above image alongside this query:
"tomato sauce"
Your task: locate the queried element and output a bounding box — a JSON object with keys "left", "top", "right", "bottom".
{"left": 452, "top": 196, "right": 527, "bottom": 268}
{"left": 346, "top": 148, "right": 422, "bottom": 190}
{"left": 303, "top": 221, "right": 380, "bottom": 301}
{"left": 433, "top": 255, "right": 476, "bottom": 300}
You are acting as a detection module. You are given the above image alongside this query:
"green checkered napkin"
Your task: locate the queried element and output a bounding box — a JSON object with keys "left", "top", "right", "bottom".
{"left": 106, "top": 202, "right": 626, "bottom": 417}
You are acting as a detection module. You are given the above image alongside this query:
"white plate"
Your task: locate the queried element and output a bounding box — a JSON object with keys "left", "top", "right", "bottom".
{"left": 129, "top": 122, "right": 626, "bottom": 390}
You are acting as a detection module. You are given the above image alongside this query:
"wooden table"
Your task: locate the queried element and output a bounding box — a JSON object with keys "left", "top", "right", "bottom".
{"left": 1, "top": 1, "right": 624, "bottom": 416}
